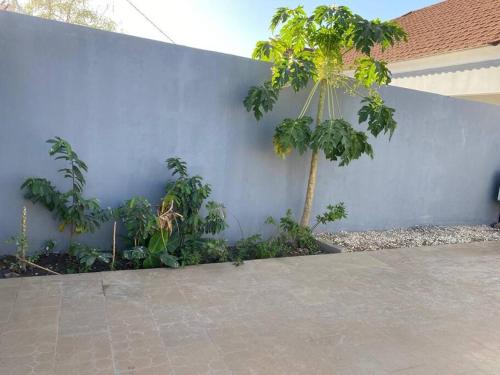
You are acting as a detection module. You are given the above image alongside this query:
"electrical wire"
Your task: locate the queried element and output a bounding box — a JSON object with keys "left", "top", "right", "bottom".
{"left": 123, "top": 0, "right": 175, "bottom": 44}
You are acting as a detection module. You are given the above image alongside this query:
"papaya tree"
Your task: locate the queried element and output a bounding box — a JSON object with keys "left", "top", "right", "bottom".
{"left": 244, "top": 5, "right": 406, "bottom": 226}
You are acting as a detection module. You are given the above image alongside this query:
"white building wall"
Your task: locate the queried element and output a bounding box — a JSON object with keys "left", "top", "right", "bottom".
{"left": 388, "top": 46, "right": 500, "bottom": 105}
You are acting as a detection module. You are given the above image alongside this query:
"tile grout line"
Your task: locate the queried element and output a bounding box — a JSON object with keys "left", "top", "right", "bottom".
{"left": 150, "top": 271, "right": 177, "bottom": 374}
{"left": 51, "top": 280, "right": 63, "bottom": 374}
{"left": 102, "top": 277, "right": 120, "bottom": 375}
{"left": 172, "top": 269, "right": 234, "bottom": 374}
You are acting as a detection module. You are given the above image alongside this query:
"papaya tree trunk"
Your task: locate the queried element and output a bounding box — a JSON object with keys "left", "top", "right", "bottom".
{"left": 300, "top": 79, "right": 327, "bottom": 227}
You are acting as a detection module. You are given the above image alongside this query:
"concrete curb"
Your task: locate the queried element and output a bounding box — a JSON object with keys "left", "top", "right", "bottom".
{"left": 315, "top": 238, "right": 345, "bottom": 254}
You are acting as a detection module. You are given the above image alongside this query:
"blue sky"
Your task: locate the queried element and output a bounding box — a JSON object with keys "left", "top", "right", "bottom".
{"left": 103, "top": 0, "right": 440, "bottom": 57}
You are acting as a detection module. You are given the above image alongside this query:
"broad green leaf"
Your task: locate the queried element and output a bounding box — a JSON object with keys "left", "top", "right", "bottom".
{"left": 160, "top": 252, "right": 180, "bottom": 268}
{"left": 243, "top": 81, "right": 279, "bottom": 120}
{"left": 273, "top": 117, "right": 313, "bottom": 158}
{"left": 354, "top": 57, "right": 391, "bottom": 87}
{"left": 148, "top": 230, "right": 169, "bottom": 252}
{"left": 311, "top": 118, "right": 373, "bottom": 166}
{"left": 358, "top": 95, "right": 397, "bottom": 138}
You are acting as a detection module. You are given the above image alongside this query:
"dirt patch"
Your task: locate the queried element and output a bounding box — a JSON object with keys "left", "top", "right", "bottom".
{"left": 0, "top": 253, "right": 134, "bottom": 278}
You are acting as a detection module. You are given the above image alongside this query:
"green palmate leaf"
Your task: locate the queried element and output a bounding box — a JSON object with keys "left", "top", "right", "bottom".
{"left": 354, "top": 57, "right": 391, "bottom": 87}
{"left": 270, "top": 6, "right": 307, "bottom": 32}
{"left": 279, "top": 10, "right": 309, "bottom": 53}
{"left": 311, "top": 118, "right": 373, "bottom": 166}
{"left": 351, "top": 17, "right": 406, "bottom": 55}
{"left": 377, "top": 20, "right": 408, "bottom": 51}
{"left": 312, "top": 6, "right": 353, "bottom": 52}
{"left": 358, "top": 95, "right": 397, "bottom": 138}
{"left": 271, "top": 56, "right": 316, "bottom": 92}
{"left": 252, "top": 41, "right": 272, "bottom": 60}
{"left": 273, "top": 117, "right": 313, "bottom": 158}
{"left": 243, "top": 81, "right": 279, "bottom": 120}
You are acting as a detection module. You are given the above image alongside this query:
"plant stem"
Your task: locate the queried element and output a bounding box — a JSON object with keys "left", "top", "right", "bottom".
{"left": 20, "top": 206, "right": 27, "bottom": 272}
{"left": 16, "top": 256, "right": 60, "bottom": 275}
{"left": 112, "top": 221, "right": 117, "bottom": 270}
{"left": 300, "top": 79, "right": 327, "bottom": 227}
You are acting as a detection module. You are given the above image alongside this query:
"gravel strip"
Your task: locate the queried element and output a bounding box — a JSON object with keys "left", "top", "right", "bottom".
{"left": 317, "top": 225, "right": 500, "bottom": 252}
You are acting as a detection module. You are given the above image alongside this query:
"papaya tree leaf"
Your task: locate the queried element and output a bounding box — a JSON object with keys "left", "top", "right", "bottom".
{"left": 311, "top": 118, "right": 373, "bottom": 166}
{"left": 243, "top": 81, "right": 280, "bottom": 120}
{"left": 354, "top": 57, "right": 391, "bottom": 87}
{"left": 273, "top": 117, "right": 313, "bottom": 158}
{"left": 358, "top": 95, "right": 397, "bottom": 138}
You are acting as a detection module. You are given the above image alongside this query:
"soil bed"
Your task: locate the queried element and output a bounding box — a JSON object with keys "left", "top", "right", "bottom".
{"left": 317, "top": 224, "right": 500, "bottom": 252}
{"left": 0, "top": 254, "right": 135, "bottom": 278}
{"left": 0, "top": 246, "right": 316, "bottom": 278}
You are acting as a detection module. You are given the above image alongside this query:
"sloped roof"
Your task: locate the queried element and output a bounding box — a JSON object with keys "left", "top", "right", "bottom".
{"left": 345, "top": 0, "right": 500, "bottom": 64}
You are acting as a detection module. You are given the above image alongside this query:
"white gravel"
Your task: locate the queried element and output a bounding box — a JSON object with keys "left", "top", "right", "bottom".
{"left": 317, "top": 224, "right": 500, "bottom": 252}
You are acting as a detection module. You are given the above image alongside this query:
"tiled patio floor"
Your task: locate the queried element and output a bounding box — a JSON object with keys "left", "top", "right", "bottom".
{"left": 1, "top": 241, "right": 500, "bottom": 374}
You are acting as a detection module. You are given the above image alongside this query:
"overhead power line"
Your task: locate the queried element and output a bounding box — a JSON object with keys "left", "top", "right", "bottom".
{"left": 124, "top": 0, "right": 175, "bottom": 44}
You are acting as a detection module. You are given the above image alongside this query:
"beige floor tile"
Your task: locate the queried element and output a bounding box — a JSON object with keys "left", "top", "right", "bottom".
{"left": 108, "top": 314, "right": 169, "bottom": 373}
{"left": 54, "top": 332, "right": 112, "bottom": 366}
{"left": 120, "top": 364, "right": 173, "bottom": 374}
{"left": 1, "top": 241, "right": 499, "bottom": 374}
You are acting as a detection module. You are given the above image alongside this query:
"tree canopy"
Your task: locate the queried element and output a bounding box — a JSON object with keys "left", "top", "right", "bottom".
{"left": 12, "top": 0, "right": 116, "bottom": 31}
{"left": 244, "top": 5, "right": 407, "bottom": 226}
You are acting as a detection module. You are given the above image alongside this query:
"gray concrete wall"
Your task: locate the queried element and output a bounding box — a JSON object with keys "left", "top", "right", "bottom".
{"left": 1, "top": 12, "right": 499, "bottom": 254}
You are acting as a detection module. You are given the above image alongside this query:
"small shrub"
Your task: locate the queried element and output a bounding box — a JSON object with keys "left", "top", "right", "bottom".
{"left": 118, "top": 158, "right": 228, "bottom": 269}
{"left": 232, "top": 234, "right": 262, "bottom": 265}
{"left": 161, "top": 157, "right": 228, "bottom": 266}
{"left": 200, "top": 239, "right": 229, "bottom": 263}
{"left": 122, "top": 246, "right": 148, "bottom": 268}
{"left": 232, "top": 203, "right": 347, "bottom": 265}
{"left": 69, "top": 243, "right": 111, "bottom": 272}
{"left": 116, "top": 197, "right": 157, "bottom": 247}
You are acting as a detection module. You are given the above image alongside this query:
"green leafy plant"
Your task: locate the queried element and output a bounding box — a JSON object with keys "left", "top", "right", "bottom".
{"left": 312, "top": 203, "right": 347, "bottom": 230}
{"left": 21, "top": 137, "right": 109, "bottom": 243}
{"left": 232, "top": 203, "right": 347, "bottom": 265}
{"left": 268, "top": 209, "right": 319, "bottom": 252}
{"left": 161, "top": 157, "right": 228, "bottom": 266}
{"left": 122, "top": 246, "right": 148, "bottom": 268}
{"left": 116, "top": 197, "right": 157, "bottom": 247}
{"left": 244, "top": 5, "right": 407, "bottom": 226}
{"left": 201, "top": 239, "right": 229, "bottom": 263}
{"left": 120, "top": 159, "right": 227, "bottom": 269}
{"left": 69, "top": 243, "right": 111, "bottom": 272}
{"left": 28, "top": 239, "right": 56, "bottom": 264}
{"left": 232, "top": 234, "right": 262, "bottom": 265}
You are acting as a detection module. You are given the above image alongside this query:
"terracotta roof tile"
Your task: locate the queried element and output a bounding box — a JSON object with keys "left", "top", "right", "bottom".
{"left": 345, "top": 0, "right": 500, "bottom": 64}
